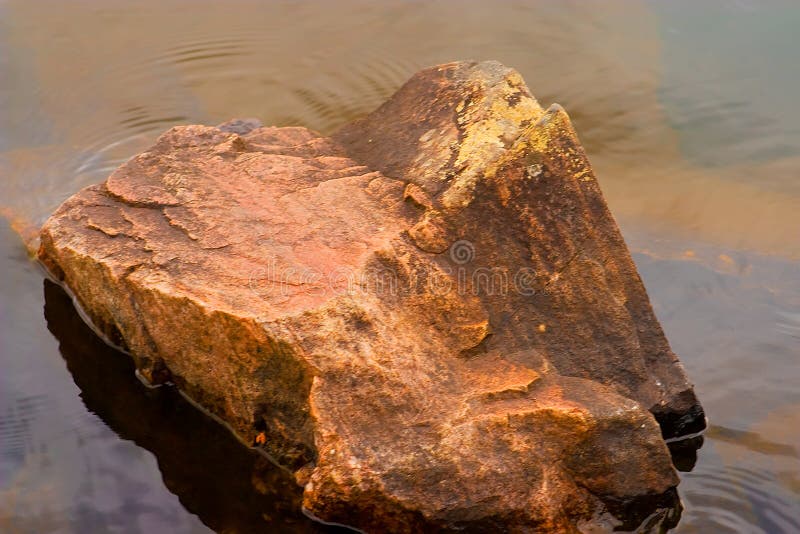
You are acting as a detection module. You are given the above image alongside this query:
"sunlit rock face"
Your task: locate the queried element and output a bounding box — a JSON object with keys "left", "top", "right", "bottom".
{"left": 38, "top": 61, "right": 703, "bottom": 532}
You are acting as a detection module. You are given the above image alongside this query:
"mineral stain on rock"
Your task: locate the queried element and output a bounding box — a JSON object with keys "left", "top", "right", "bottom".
{"left": 38, "top": 61, "right": 705, "bottom": 532}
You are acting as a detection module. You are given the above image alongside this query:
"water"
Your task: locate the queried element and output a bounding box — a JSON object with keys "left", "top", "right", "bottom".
{"left": 1, "top": 1, "right": 798, "bottom": 532}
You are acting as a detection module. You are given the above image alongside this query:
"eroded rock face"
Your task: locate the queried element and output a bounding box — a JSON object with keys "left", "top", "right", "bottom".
{"left": 39, "top": 61, "right": 704, "bottom": 532}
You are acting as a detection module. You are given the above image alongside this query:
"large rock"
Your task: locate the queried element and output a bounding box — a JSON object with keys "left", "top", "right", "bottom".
{"left": 38, "top": 61, "right": 704, "bottom": 532}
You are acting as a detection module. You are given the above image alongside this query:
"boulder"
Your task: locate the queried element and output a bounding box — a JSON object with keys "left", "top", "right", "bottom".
{"left": 38, "top": 61, "right": 703, "bottom": 532}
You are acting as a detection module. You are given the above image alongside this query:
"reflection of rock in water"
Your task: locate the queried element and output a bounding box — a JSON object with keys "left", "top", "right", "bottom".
{"left": 43, "top": 279, "right": 346, "bottom": 533}
{"left": 668, "top": 435, "right": 704, "bottom": 473}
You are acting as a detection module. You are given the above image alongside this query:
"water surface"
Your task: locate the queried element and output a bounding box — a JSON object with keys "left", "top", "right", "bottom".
{"left": 1, "top": 1, "right": 798, "bottom": 532}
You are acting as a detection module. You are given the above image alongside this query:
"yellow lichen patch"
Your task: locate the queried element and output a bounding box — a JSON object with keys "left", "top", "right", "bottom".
{"left": 529, "top": 106, "right": 579, "bottom": 156}
{"left": 442, "top": 72, "right": 545, "bottom": 210}
{"left": 411, "top": 125, "right": 460, "bottom": 193}
{"left": 538, "top": 323, "right": 547, "bottom": 333}
{"left": 492, "top": 104, "right": 594, "bottom": 196}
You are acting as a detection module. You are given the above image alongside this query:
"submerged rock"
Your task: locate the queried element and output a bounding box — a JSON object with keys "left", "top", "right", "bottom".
{"left": 39, "top": 61, "right": 703, "bottom": 532}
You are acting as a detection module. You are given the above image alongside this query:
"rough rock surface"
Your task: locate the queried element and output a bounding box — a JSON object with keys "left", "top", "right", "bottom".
{"left": 39, "top": 61, "right": 704, "bottom": 532}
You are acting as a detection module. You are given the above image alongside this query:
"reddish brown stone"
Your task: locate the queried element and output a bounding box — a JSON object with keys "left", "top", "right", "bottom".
{"left": 39, "top": 61, "right": 703, "bottom": 532}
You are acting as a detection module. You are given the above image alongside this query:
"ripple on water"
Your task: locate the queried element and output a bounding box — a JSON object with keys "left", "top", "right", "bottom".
{"left": 286, "top": 54, "right": 419, "bottom": 133}
{"left": 0, "top": 394, "right": 49, "bottom": 465}
{"left": 776, "top": 311, "right": 800, "bottom": 341}
{"left": 160, "top": 36, "right": 253, "bottom": 66}
{"left": 681, "top": 461, "right": 800, "bottom": 533}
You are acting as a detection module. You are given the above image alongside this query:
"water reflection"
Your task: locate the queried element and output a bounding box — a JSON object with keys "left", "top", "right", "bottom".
{"left": 706, "top": 425, "right": 798, "bottom": 460}
{"left": 42, "top": 280, "right": 345, "bottom": 534}
{"left": 667, "top": 436, "right": 704, "bottom": 474}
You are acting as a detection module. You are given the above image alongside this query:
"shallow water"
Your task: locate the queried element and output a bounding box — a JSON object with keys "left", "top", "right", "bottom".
{"left": 1, "top": 1, "right": 798, "bottom": 532}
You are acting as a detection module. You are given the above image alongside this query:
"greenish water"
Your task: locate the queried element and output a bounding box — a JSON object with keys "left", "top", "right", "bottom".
{"left": 1, "top": 1, "right": 798, "bottom": 532}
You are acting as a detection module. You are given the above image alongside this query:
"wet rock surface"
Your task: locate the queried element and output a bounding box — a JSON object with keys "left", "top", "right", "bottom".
{"left": 39, "top": 61, "right": 704, "bottom": 532}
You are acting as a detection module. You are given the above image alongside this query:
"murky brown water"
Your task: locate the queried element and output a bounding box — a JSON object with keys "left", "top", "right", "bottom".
{"left": 1, "top": 1, "right": 798, "bottom": 532}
